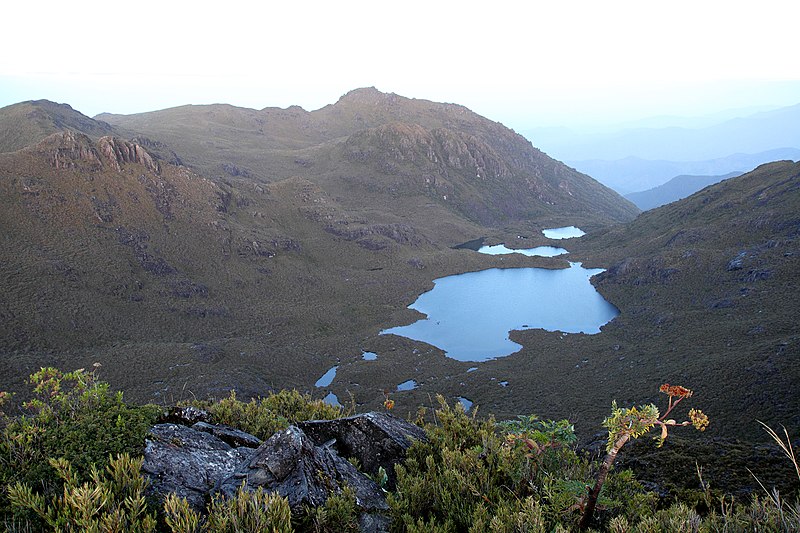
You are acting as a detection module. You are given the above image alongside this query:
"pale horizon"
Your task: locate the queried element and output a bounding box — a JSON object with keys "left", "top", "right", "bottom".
{"left": 2, "top": 1, "right": 799, "bottom": 132}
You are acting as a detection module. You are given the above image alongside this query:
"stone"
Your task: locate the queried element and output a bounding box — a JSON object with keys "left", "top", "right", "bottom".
{"left": 191, "top": 421, "right": 262, "bottom": 448}
{"left": 215, "top": 426, "right": 388, "bottom": 514}
{"left": 298, "top": 412, "right": 427, "bottom": 489}
{"left": 142, "top": 423, "right": 253, "bottom": 511}
{"left": 161, "top": 405, "right": 211, "bottom": 425}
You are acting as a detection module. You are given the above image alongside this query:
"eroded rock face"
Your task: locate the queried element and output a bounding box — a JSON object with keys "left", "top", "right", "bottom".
{"left": 142, "top": 423, "right": 254, "bottom": 511}
{"left": 142, "top": 412, "right": 423, "bottom": 531}
{"left": 216, "top": 426, "right": 388, "bottom": 513}
{"left": 298, "top": 412, "right": 427, "bottom": 489}
{"left": 191, "top": 421, "right": 263, "bottom": 448}
{"left": 97, "top": 136, "right": 160, "bottom": 174}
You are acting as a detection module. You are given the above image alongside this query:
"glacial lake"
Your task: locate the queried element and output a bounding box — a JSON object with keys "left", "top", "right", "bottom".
{"left": 381, "top": 263, "right": 618, "bottom": 362}
{"left": 542, "top": 226, "right": 586, "bottom": 239}
{"left": 477, "top": 244, "right": 568, "bottom": 257}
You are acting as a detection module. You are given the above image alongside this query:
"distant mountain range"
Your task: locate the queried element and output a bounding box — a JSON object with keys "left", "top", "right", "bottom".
{"left": 572, "top": 149, "right": 800, "bottom": 194}
{"left": 524, "top": 103, "right": 800, "bottom": 195}
{"left": 529, "top": 103, "right": 800, "bottom": 162}
{"left": 624, "top": 171, "right": 743, "bottom": 211}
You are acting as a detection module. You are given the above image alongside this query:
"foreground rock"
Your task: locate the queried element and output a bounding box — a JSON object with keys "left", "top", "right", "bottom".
{"left": 299, "top": 412, "right": 428, "bottom": 489}
{"left": 142, "top": 411, "right": 426, "bottom": 531}
{"left": 216, "top": 426, "right": 389, "bottom": 512}
{"left": 143, "top": 423, "right": 254, "bottom": 510}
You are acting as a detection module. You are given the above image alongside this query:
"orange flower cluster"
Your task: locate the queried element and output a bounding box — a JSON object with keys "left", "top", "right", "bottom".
{"left": 659, "top": 383, "right": 693, "bottom": 398}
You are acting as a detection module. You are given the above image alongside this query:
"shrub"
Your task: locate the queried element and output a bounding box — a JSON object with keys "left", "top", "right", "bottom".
{"left": 0, "top": 367, "right": 160, "bottom": 524}
{"left": 7, "top": 453, "right": 157, "bottom": 532}
{"left": 388, "top": 396, "right": 639, "bottom": 531}
{"left": 186, "top": 389, "right": 345, "bottom": 441}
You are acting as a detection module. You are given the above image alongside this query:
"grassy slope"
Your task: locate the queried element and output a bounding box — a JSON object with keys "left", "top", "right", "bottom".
{"left": 2, "top": 95, "right": 797, "bottom": 461}
{"left": 0, "top": 100, "right": 115, "bottom": 153}
{"left": 97, "top": 88, "right": 639, "bottom": 228}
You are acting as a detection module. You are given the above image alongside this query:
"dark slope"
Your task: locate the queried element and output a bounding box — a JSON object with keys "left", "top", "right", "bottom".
{"left": 0, "top": 130, "right": 536, "bottom": 405}
{"left": 553, "top": 161, "right": 799, "bottom": 438}
{"left": 432, "top": 161, "right": 799, "bottom": 446}
{"left": 625, "top": 171, "right": 743, "bottom": 210}
{"left": 97, "top": 88, "right": 639, "bottom": 229}
{"left": 0, "top": 100, "right": 115, "bottom": 153}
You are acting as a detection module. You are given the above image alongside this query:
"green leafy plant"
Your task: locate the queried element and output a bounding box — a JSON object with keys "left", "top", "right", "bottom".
{"left": 185, "top": 389, "right": 345, "bottom": 441}
{"left": 579, "top": 383, "right": 708, "bottom": 529}
{"left": 0, "top": 367, "right": 160, "bottom": 522}
{"left": 7, "top": 453, "right": 156, "bottom": 532}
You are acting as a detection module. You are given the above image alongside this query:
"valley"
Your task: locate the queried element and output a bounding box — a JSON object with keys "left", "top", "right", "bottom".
{"left": 0, "top": 89, "right": 797, "bottom": 450}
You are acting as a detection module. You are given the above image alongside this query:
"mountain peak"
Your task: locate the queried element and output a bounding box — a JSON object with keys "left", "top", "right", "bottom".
{"left": 337, "top": 87, "right": 392, "bottom": 102}
{"left": 0, "top": 99, "right": 115, "bottom": 153}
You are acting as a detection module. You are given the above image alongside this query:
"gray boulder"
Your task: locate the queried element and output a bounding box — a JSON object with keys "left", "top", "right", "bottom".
{"left": 142, "top": 423, "right": 254, "bottom": 511}
{"left": 192, "top": 421, "right": 263, "bottom": 448}
{"left": 216, "top": 425, "right": 388, "bottom": 513}
{"left": 299, "top": 412, "right": 427, "bottom": 489}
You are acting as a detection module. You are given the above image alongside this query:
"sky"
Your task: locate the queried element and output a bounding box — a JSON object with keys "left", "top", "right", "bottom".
{"left": 2, "top": 0, "right": 799, "bottom": 132}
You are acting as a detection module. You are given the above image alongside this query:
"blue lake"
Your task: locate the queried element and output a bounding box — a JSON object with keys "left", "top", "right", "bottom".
{"left": 381, "top": 263, "right": 618, "bottom": 362}
{"left": 542, "top": 226, "right": 585, "bottom": 239}
{"left": 478, "top": 244, "right": 568, "bottom": 257}
{"left": 458, "top": 397, "right": 473, "bottom": 412}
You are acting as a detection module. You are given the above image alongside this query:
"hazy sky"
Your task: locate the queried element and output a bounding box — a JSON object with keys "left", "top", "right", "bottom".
{"left": 2, "top": 0, "right": 798, "bottom": 131}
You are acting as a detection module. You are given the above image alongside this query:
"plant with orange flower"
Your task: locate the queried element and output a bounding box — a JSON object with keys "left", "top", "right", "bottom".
{"left": 578, "top": 384, "right": 708, "bottom": 529}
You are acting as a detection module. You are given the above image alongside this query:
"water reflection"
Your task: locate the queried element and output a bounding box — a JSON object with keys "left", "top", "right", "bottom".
{"left": 382, "top": 263, "right": 618, "bottom": 362}
{"left": 477, "top": 244, "right": 568, "bottom": 257}
{"left": 542, "top": 226, "right": 585, "bottom": 239}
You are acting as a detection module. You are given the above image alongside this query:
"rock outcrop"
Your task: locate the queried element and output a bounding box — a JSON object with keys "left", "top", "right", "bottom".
{"left": 299, "top": 412, "right": 428, "bottom": 489}
{"left": 97, "top": 136, "right": 160, "bottom": 174}
{"left": 30, "top": 131, "right": 161, "bottom": 174}
{"left": 142, "top": 423, "right": 254, "bottom": 511}
{"left": 141, "top": 411, "right": 426, "bottom": 531}
{"left": 216, "top": 425, "right": 388, "bottom": 512}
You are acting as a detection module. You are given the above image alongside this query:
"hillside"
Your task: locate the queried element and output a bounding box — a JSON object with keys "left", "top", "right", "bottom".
{"left": 560, "top": 161, "right": 800, "bottom": 438}
{"left": 1, "top": 92, "right": 797, "bottom": 452}
{"left": 97, "top": 88, "right": 639, "bottom": 228}
{"left": 625, "top": 171, "right": 742, "bottom": 210}
{"left": 0, "top": 100, "right": 115, "bottom": 153}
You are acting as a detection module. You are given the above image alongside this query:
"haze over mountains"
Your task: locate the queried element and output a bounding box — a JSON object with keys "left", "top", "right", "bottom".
{"left": 526, "top": 103, "right": 800, "bottom": 196}
{"left": 624, "top": 172, "right": 743, "bottom": 211}
{"left": 0, "top": 88, "right": 797, "bottom": 443}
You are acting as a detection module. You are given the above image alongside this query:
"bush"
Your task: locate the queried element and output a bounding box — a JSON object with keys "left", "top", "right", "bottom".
{"left": 185, "top": 389, "right": 345, "bottom": 441}
{"left": 388, "top": 396, "right": 626, "bottom": 531}
{"left": 0, "top": 367, "right": 160, "bottom": 525}
{"left": 8, "top": 453, "right": 157, "bottom": 532}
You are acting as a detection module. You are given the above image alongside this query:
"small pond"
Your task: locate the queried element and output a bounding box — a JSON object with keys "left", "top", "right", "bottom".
{"left": 323, "top": 392, "right": 341, "bottom": 407}
{"left": 396, "top": 379, "right": 417, "bottom": 392}
{"left": 458, "top": 397, "right": 473, "bottom": 412}
{"left": 315, "top": 366, "right": 338, "bottom": 388}
{"left": 362, "top": 351, "right": 378, "bottom": 361}
{"left": 381, "top": 262, "right": 618, "bottom": 362}
{"left": 542, "top": 226, "right": 586, "bottom": 239}
{"left": 477, "top": 244, "right": 568, "bottom": 257}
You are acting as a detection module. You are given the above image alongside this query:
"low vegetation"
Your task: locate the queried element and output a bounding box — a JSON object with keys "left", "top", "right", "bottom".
{"left": 1, "top": 368, "right": 798, "bottom": 531}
